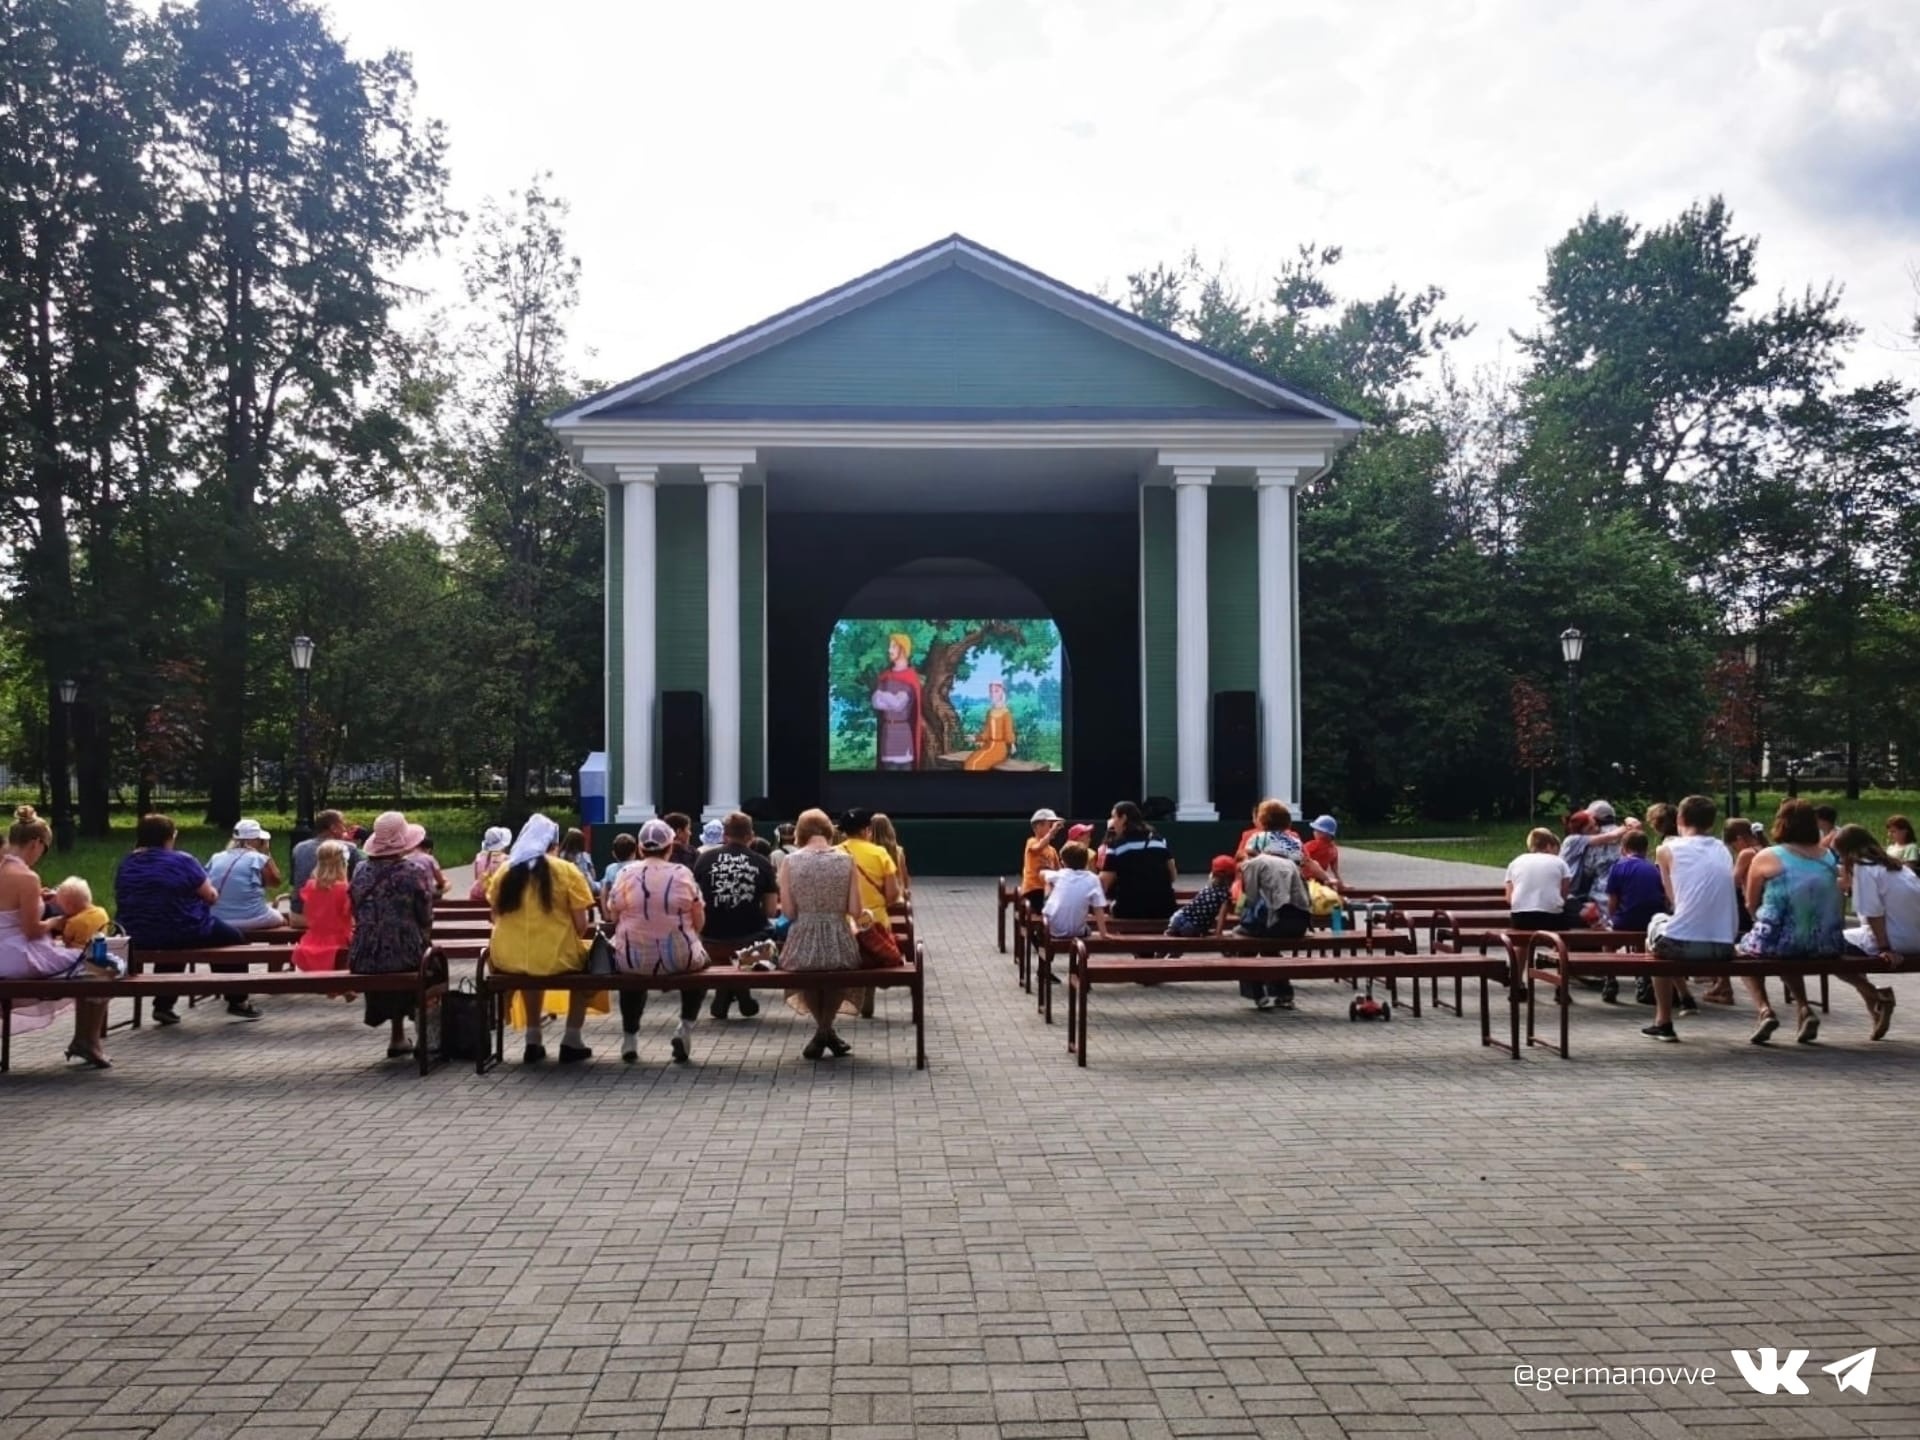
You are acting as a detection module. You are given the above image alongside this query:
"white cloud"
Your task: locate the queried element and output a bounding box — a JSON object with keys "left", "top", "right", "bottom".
{"left": 340, "top": 0, "right": 1920, "bottom": 386}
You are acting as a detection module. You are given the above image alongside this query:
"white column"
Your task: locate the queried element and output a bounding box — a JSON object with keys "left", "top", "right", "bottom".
{"left": 615, "top": 465, "right": 657, "bottom": 821}
{"left": 1172, "top": 466, "right": 1216, "bottom": 821}
{"left": 702, "top": 464, "right": 743, "bottom": 823}
{"left": 1256, "top": 466, "right": 1301, "bottom": 809}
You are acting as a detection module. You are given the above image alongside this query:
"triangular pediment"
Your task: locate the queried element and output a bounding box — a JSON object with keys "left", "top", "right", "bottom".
{"left": 555, "top": 236, "right": 1360, "bottom": 427}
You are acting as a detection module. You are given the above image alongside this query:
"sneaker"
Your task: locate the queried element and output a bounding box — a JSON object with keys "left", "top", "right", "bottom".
{"left": 1634, "top": 979, "right": 1656, "bottom": 1005}
{"left": 1601, "top": 978, "right": 1620, "bottom": 1004}
{"left": 1871, "top": 988, "right": 1896, "bottom": 1042}
{"left": 1675, "top": 995, "right": 1699, "bottom": 1018}
{"left": 671, "top": 1036, "right": 690, "bottom": 1065}
{"left": 737, "top": 993, "right": 760, "bottom": 1018}
{"left": 1641, "top": 1022, "right": 1679, "bottom": 1043}
{"left": 1255, "top": 995, "right": 1275, "bottom": 1011}
{"left": 557, "top": 1043, "right": 592, "bottom": 1064}
{"left": 1795, "top": 1010, "right": 1820, "bottom": 1045}
{"left": 708, "top": 995, "right": 732, "bottom": 1020}
{"left": 1274, "top": 994, "right": 1295, "bottom": 1010}
{"left": 523, "top": 1043, "right": 547, "bottom": 1064}
{"left": 1750, "top": 1014, "right": 1779, "bottom": 1046}
{"left": 226, "top": 1001, "right": 262, "bottom": 1020}
{"left": 621, "top": 1033, "right": 639, "bottom": 1064}
{"left": 152, "top": 1007, "right": 180, "bottom": 1027}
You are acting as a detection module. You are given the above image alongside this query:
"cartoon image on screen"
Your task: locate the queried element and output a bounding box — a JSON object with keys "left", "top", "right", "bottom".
{"left": 829, "top": 619, "right": 1063, "bottom": 773}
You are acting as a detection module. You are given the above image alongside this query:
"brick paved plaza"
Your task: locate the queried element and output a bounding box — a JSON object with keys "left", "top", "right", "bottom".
{"left": 2, "top": 860, "right": 1916, "bottom": 1438}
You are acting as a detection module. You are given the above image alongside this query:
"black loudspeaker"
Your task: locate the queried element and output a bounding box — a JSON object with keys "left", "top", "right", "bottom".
{"left": 1212, "top": 690, "right": 1258, "bottom": 817}
{"left": 661, "top": 690, "right": 706, "bottom": 819}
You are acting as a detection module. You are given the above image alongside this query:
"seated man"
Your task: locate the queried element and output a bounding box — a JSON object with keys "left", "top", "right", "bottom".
{"left": 1604, "top": 829, "right": 1665, "bottom": 933}
{"left": 695, "top": 811, "right": 777, "bottom": 1020}
{"left": 1643, "top": 795, "right": 1737, "bottom": 1044}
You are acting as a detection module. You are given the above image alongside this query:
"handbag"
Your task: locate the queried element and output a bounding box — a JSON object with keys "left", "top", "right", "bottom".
{"left": 585, "top": 929, "right": 616, "bottom": 976}
{"left": 437, "top": 977, "right": 487, "bottom": 1062}
{"left": 855, "top": 918, "right": 903, "bottom": 966}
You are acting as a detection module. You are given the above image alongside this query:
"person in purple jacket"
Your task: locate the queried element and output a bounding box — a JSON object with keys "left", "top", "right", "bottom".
{"left": 114, "top": 813, "right": 256, "bottom": 1024}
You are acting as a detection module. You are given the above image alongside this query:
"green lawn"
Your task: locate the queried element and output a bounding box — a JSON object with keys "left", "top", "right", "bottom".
{"left": 1350, "top": 790, "right": 1917, "bottom": 872}
{"left": 23, "top": 803, "right": 576, "bottom": 908}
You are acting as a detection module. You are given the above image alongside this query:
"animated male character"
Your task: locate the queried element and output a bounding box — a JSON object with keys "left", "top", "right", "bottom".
{"left": 871, "top": 632, "right": 924, "bottom": 770}
{"left": 962, "top": 680, "right": 1017, "bottom": 771}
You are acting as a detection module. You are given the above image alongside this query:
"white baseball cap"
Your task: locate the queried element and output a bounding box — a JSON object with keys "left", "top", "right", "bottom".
{"left": 1030, "top": 808, "right": 1060, "bottom": 825}
{"left": 1586, "top": 800, "right": 1616, "bottom": 823}
{"left": 232, "top": 818, "right": 271, "bottom": 841}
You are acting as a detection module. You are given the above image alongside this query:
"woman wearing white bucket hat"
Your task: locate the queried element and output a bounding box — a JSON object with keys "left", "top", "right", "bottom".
{"left": 208, "top": 818, "right": 284, "bottom": 933}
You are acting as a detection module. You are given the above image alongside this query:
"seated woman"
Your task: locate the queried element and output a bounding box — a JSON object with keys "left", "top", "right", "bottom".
{"left": 1099, "top": 801, "right": 1178, "bottom": 922}
{"left": 778, "top": 808, "right": 864, "bottom": 1061}
{"left": 871, "top": 813, "right": 911, "bottom": 898}
{"left": 115, "top": 812, "right": 256, "bottom": 1024}
{"left": 347, "top": 814, "right": 434, "bottom": 1059}
{"left": 1736, "top": 799, "right": 1844, "bottom": 1045}
{"left": 1506, "top": 828, "right": 1573, "bottom": 930}
{"left": 488, "top": 814, "right": 600, "bottom": 1065}
{"left": 1237, "top": 800, "right": 1339, "bottom": 889}
{"left": 605, "top": 818, "right": 708, "bottom": 1065}
{"left": 1236, "top": 849, "right": 1314, "bottom": 1011}
{"left": 961, "top": 681, "right": 1016, "bottom": 770}
{"left": 1832, "top": 825, "right": 1915, "bottom": 1040}
{"left": 0, "top": 806, "right": 112, "bottom": 1068}
{"left": 208, "top": 819, "right": 284, "bottom": 932}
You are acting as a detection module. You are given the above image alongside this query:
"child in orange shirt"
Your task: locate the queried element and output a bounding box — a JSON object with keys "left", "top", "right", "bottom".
{"left": 1020, "top": 808, "right": 1062, "bottom": 912}
{"left": 1304, "top": 815, "right": 1342, "bottom": 885}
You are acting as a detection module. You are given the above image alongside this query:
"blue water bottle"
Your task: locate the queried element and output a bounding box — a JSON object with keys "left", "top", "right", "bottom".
{"left": 1330, "top": 904, "right": 1346, "bottom": 933}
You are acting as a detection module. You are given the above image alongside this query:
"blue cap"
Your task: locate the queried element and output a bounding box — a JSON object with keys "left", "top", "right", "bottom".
{"left": 1310, "top": 815, "right": 1338, "bottom": 836}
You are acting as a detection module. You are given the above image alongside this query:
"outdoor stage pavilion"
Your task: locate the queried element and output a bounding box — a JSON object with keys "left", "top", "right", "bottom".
{"left": 551, "top": 235, "right": 1362, "bottom": 870}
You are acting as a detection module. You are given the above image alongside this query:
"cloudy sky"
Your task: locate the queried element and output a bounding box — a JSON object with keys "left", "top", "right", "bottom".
{"left": 327, "top": 0, "right": 1920, "bottom": 389}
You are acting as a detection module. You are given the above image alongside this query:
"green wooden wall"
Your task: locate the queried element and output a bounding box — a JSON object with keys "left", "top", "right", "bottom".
{"left": 657, "top": 269, "right": 1272, "bottom": 414}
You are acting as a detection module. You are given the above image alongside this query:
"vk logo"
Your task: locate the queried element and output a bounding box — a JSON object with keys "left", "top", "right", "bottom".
{"left": 1731, "top": 1346, "right": 1875, "bottom": 1396}
{"left": 1731, "top": 1348, "right": 1809, "bottom": 1395}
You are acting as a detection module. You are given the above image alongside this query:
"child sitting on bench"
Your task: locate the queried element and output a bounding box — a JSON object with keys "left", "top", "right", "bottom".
{"left": 1042, "top": 842, "right": 1109, "bottom": 939}
{"left": 1167, "top": 856, "right": 1236, "bottom": 937}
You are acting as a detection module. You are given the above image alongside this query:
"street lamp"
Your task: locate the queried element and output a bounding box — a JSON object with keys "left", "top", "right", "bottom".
{"left": 54, "top": 679, "right": 77, "bottom": 853}
{"left": 291, "top": 636, "right": 315, "bottom": 846}
{"left": 1744, "top": 639, "right": 1762, "bottom": 809}
{"left": 1559, "top": 628, "right": 1584, "bottom": 805}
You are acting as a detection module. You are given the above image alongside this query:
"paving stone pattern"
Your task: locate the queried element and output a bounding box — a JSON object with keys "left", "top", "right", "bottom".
{"left": 2, "top": 863, "right": 1916, "bottom": 1438}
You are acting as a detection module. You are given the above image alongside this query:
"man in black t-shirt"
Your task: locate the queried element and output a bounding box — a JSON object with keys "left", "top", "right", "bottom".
{"left": 695, "top": 811, "right": 779, "bottom": 1019}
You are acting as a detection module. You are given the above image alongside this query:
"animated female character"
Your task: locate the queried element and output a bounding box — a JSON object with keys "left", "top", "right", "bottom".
{"left": 962, "top": 680, "right": 1016, "bottom": 771}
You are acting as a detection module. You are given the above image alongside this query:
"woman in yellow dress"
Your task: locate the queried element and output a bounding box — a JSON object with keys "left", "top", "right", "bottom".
{"left": 487, "top": 813, "right": 607, "bottom": 1064}
{"left": 962, "top": 681, "right": 1016, "bottom": 771}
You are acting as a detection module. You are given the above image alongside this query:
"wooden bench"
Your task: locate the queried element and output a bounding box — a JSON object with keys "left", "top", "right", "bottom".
{"left": 1513, "top": 932, "right": 1892, "bottom": 1058}
{"left": 1430, "top": 917, "right": 1646, "bottom": 1016}
{"left": 0, "top": 954, "right": 449, "bottom": 1075}
{"left": 124, "top": 938, "right": 486, "bottom": 1026}
{"left": 1062, "top": 932, "right": 1519, "bottom": 1066}
{"left": 473, "top": 929, "right": 927, "bottom": 1074}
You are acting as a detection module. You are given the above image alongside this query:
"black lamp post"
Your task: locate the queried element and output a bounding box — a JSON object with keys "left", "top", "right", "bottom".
{"left": 291, "top": 636, "right": 315, "bottom": 846}
{"left": 54, "top": 678, "right": 77, "bottom": 853}
{"left": 1744, "top": 639, "right": 1762, "bottom": 809}
{"left": 1559, "top": 627, "right": 1584, "bottom": 805}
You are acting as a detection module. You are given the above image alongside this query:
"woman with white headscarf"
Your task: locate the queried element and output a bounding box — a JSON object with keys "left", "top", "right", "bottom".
{"left": 486, "top": 813, "right": 604, "bottom": 1064}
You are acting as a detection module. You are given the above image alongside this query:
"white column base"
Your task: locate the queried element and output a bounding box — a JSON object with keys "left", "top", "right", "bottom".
{"left": 614, "top": 804, "right": 656, "bottom": 824}
{"left": 1174, "top": 801, "right": 1219, "bottom": 822}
